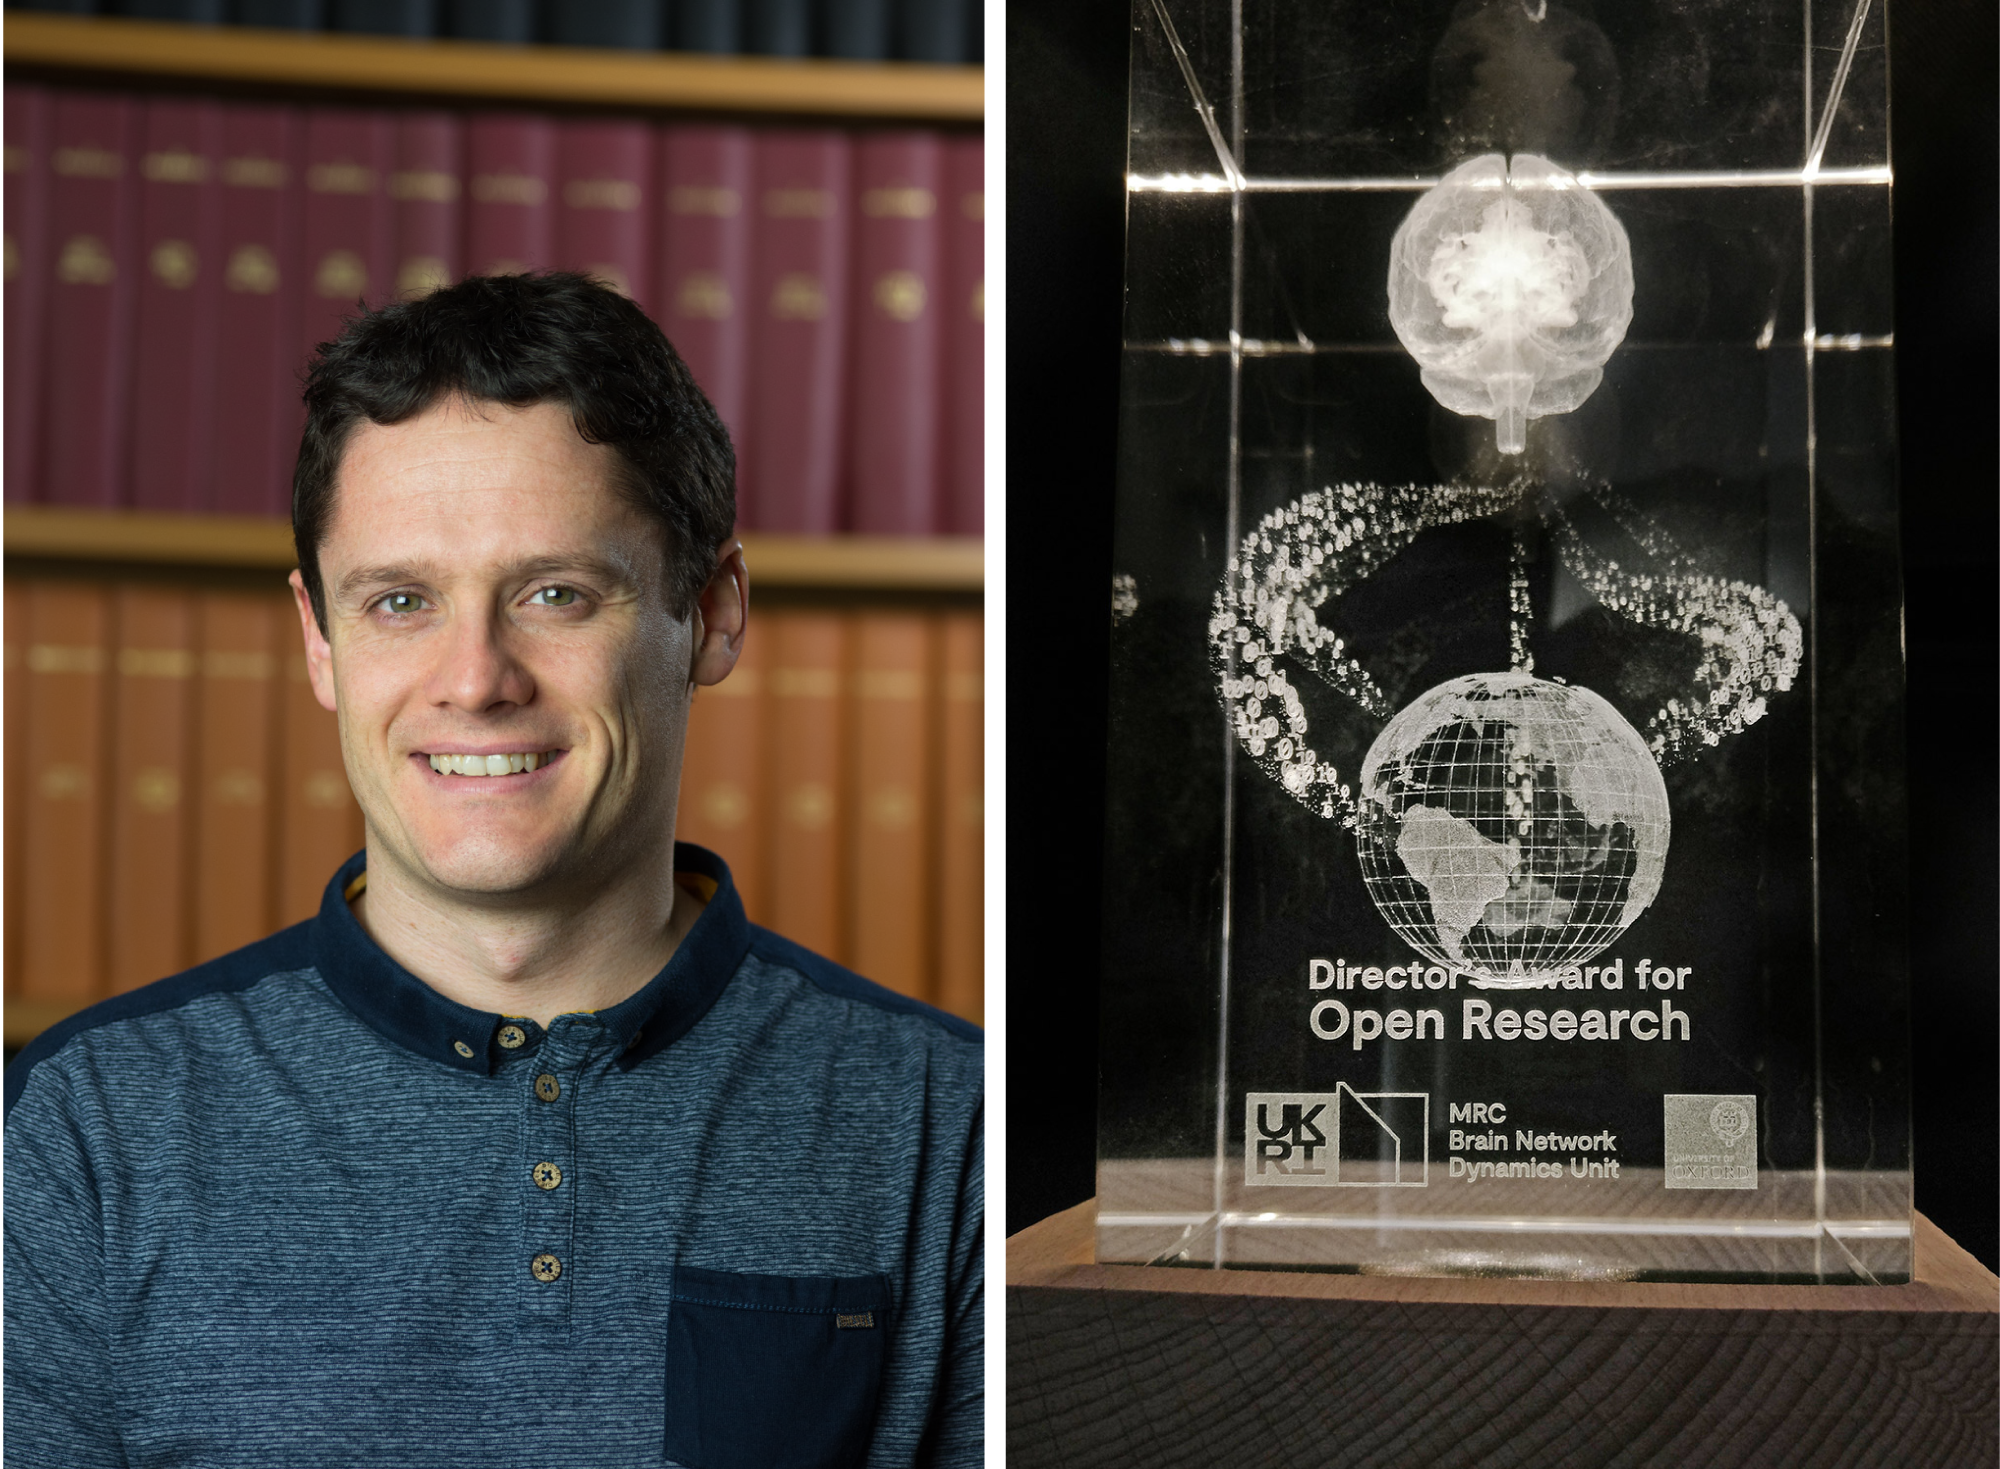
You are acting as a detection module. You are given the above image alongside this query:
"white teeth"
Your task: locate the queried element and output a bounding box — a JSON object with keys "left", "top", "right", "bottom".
{"left": 427, "top": 751, "right": 552, "bottom": 777}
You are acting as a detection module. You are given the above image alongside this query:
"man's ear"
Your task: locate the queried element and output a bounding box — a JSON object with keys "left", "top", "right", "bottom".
{"left": 289, "top": 569, "right": 338, "bottom": 714}
{"left": 690, "top": 541, "right": 749, "bottom": 689}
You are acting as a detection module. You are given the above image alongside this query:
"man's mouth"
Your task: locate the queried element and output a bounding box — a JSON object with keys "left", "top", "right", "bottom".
{"left": 424, "top": 749, "right": 564, "bottom": 777}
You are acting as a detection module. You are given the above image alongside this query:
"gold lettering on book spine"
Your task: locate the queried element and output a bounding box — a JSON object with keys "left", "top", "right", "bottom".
{"left": 677, "top": 271, "right": 733, "bottom": 321}
{"left": 770, "top": 273, "right": 827, "bottom": 321}
{"left": 226, "top": 243, "right": 279, "bottom": 295}
{"left": 54, "top": 146, "right": 122, "bottom": 179}
{"left": 863, "top": 186, "right": 935, "bottom": 219}
{"left": 150, "top": 239, "right": 198, "bottom": 289}
{"left": 143, "top": 149, "right": 208, "bottom": 184}
{"left": 58, "top": 235, "right": 115, "bottom": 285}
{"left": 874, "top": 270, "right": 926, "bottom": 322}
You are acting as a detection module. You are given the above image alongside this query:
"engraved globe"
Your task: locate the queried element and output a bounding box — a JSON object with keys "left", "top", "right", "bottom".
{"left": 1354, "top": 672, "right": 1669, "bottom": 985}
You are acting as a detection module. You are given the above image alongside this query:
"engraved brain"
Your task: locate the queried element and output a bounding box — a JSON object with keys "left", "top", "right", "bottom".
{"left": 1354, "top": 672, "right": 1669, "bottom": 984}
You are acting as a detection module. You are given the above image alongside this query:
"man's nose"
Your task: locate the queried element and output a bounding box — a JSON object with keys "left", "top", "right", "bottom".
{"left": 427, "top": 604, "right": 535, "bottom": 714}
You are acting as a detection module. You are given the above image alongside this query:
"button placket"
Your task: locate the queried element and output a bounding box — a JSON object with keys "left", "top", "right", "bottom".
{"left": 519, "top": 1035, "right": 581, "bottom": 1327}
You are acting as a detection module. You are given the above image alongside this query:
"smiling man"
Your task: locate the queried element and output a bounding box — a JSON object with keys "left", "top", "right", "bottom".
{"left": 4, "top": 274, "right": 983, "bottom": 1469}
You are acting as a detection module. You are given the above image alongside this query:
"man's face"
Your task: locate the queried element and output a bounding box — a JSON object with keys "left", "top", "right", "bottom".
{"left": 292, "top": 397, "right": 733, "bottom": 904}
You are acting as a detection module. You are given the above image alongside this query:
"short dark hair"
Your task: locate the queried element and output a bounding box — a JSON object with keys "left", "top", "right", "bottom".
{"left": 293, "top": 271, "right": 735, "bottom": 631}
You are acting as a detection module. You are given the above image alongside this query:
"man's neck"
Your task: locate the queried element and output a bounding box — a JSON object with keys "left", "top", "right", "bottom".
{"left": 349, "top": 845, "right": 704, "bottom": 1027}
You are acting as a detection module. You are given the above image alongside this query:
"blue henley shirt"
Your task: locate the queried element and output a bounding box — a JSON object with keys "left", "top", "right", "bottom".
{"left": 3, "top": 844, "right": 983, "bottom": 1469}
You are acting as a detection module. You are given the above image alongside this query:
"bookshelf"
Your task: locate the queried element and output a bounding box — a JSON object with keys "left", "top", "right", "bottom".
{"left": 3, "top": 13, "right": 984, "bottom": 122}
{"left": 5, "top": 508, "right": 983, "bottom": 593}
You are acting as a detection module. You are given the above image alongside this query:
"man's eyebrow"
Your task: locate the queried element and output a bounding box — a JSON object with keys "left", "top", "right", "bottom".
{"left": 335, "top": 563, "right": 439, "bottom": 603}
{"left": 332, "top": 553, "right": 642, "bottom": 604}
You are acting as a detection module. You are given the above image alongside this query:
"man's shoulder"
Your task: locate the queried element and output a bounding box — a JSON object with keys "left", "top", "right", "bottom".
{"left": 741, "top": 924, "right": 983, "bottom": 1051}
{"left": 4, "top": 921, "right": 321, "bottom": 1121}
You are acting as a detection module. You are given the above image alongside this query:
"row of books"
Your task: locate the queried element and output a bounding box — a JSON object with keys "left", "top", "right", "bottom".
{"left": 7, "top": 577, "right": 983, "bottom": 1022}
{"left": 4, "top": 82, "right": 984, "bottom": 536}
{"left": 11, "top": 0, "right": 983, "bottom": 64}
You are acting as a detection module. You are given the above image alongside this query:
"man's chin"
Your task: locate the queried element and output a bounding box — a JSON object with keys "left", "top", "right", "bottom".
{"left": 393, "top": 828, "right": 582, "bottom": 901}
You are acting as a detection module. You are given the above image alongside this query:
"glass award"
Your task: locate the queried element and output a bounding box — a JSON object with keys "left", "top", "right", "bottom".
{"left": 1098, "top": 0, "right": 1908, "bottom": 1281}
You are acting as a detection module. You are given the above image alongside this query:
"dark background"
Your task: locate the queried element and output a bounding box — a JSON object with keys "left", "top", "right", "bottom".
{"left": 1006, "top": 0, "right": 2000, "bottom": 1271}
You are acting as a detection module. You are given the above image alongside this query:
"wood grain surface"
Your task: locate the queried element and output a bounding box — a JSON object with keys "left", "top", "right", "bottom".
{"left": 1008, "top": 1200, "right": 1999, "bottom": 1468}
{"left": 5, "top": 13, "right": 983, "bottom": 122}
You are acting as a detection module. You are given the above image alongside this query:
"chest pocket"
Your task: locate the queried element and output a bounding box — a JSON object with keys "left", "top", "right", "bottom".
{"left": 665, "top": 1264, "right": 893, "bottom": 1469}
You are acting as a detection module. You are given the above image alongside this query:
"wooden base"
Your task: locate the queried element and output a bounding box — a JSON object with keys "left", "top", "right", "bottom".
{"left": 1008, "top": 1199, "right": 1998, "bottom": 1467}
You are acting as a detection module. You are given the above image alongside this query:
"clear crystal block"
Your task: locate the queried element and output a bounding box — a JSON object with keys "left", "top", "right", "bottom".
{"left": 1099, "top": 0, "right": 1908, "bottom": 1283}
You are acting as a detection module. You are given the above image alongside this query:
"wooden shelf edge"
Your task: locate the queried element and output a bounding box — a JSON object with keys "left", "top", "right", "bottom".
{"left": 1008, "top": 1197, "right": 1998, "bottom": 1312}
{"left": 744, "top": 532, "right": 982, "bottom": 591}
{"left": 4, "top": 507, "right": 983, "bottom": 593}
{"left": 6, "top": 505, "right": 298, "bottom": 567}
{"left": 4, "top": 13, "right": 983, "bottom": 121}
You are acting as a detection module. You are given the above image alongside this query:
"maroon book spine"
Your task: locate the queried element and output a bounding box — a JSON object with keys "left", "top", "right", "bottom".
{"left": 848, "top": 132, "right": 944, "bottom": 536}
{"left": 129, "top": 98, "right": 224, "bottom": 513}
{"left": 391, "top": 111, "right": 462, "bottom": 300}
{"left": 41, "top": 92, "right": 143, "bottom": 508}
{"left": 299, "top": 109, "right": 394, "bottom": 362}
{"left": 209, "top": 105, "right": 303, "bottom": 518}
{"left": 294, "top": 110, "right": 394, "bottom": 503}
{"left": 466, "top": 114, "right": 555, "bottom": 279}
{"left": 747, "top": 131, "right": 851, "bottom": 534}
{"left": 943, "top": 136, "right": 983, "bottom": 537}
{"left": 557, "top": 118, "right": 652, "bottom": 308}
{"left": 655, "top": 126, "right": 750, "bottom": 472}
{"left": 6, "top": 85, "right": 53, "bottom": 505}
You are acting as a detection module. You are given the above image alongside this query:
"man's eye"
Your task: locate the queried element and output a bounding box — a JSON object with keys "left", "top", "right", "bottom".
{"left": 531, "top": 586, "right": 580, "bottom": 607}
{"left": 380, "top": 592, "right": 426, "bottom": 615}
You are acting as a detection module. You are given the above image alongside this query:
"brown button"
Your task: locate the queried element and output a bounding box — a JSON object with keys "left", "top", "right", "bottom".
{"left": 452, "top": 1040, "right": 474, "bottom": 1058}
{"left": 497, "top": 1024, "right": 528, "bottom": 1050}
{"left": 530, "top": 1253, "right": 562, "bottom": 1283}
{"left": 532, "top": 1161, "right": 563, "bottom": 1191}
{"left": 534, "top": 1073, "right": 560, "bottom": 1102}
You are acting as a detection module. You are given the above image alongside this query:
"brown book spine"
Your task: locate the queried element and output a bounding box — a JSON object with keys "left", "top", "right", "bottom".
{"left": 677, "top": 622, "right": 767, "bottom": 920}
{"left": 848, "top": 613, "right": 934, "bottom": 1001}
{"left": 4, "top": 583, "right": 25, "bottom": 997}
{"left": 191, "top": 592, "right": 283, "bottom": 964}
{"left": 107, "top": 587, "right": 197, "bottom": 993}
{"left": 276, "top": 611, "right": 362, "bottom": 928}
{"left": 764, "top": 611, "right": 848, "bottom": 961}
{"left": 934, "top": 612, "right": 983, "bottom": 1023}
{"left": 21, "top": 582, "right": 114, "bottom": 1006}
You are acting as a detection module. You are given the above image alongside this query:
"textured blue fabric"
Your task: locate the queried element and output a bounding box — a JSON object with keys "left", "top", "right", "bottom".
{"left": 4, "top": 845, "right": 983, "bottom": 1469}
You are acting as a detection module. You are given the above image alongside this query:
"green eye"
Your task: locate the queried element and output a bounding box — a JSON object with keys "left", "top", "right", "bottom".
{"left": 533, "top": 586, "right": 579, "bottom": 607}
{"left": 383, "top": 592, "right": 424, "bottom": 614}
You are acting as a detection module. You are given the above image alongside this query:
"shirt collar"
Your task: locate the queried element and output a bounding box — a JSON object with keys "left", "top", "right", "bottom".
{"left": 310, "top": 843, "right": 753, "bottom": 1075}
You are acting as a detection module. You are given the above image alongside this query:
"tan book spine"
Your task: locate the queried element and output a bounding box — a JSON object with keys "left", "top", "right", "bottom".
{"left": 764, "top": 611, "right": 848, "bottom": 960}
{"left": 677, "top": 621, "right": 767, "bottom": 919}
{"left": 848, "top": 613, "right": 934, "bottom": 1002}
{"left": 276, "top": 613, "right": 362, "bottom": 928}
{"left": 21, "top": 582, "right": 114, "bottom": 1006}
{"left": 5, "top": 583, "right": 25, "bottom": 1000}
{"left": 191, "top": 590, "right": 283, "bottom": 963}
{"left": 934, "top": 612, "right": 983, "bottom": 1023}
{"left": 106, "top": 586, "right": 198, "bottom": 993}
